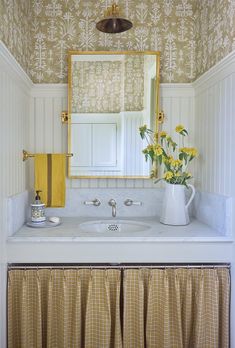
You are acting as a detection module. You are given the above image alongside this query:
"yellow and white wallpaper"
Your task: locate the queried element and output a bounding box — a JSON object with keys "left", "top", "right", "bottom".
{"left": 72, "top": 55, "right": 144, "bottom": 113}
{"left": 0, "top": 0, "right": 32, "bottom": 76}
{"left": 124, "top": 55, "right": 144, "bottom": 111}
{"left": 195, "top": 0, "right": 235, "bottom": 78}
{"left": 0, "top": 0, "right": 235, "bottom": 83}
{"left": 72, "top": 61, "right": 123, "bottom": 113}
{"left": 29, "top": 0, "right": 197, "bottom": 83}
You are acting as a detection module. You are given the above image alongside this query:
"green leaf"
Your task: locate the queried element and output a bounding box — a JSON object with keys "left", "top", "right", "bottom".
{"left": 165, "top": 163, "right": 171, "bottom": 171}
{"left": 154, "top": 178, "right": 162, "bottom": 184}
{"left": 189, "top": 155, "right": 194, "bottom": 162}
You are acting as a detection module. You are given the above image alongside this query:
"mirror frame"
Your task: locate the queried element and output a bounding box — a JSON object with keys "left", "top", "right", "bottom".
{"left": 67, "top": 50, "right": 161, "bottom": 179}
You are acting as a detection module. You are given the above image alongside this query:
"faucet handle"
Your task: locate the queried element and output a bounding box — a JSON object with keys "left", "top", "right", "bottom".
{"left": 108, "top": 199, "right": 116, "bottom": 206}
{"left": 84, "top": 198, "right": 101, "bottom": 206}
{"left": 124, "top": 199, "right": 142, "bottom": 206}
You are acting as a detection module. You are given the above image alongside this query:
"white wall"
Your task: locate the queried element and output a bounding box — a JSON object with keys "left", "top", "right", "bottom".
{"left": 0, "top": 42, "right": 31, "bottom": 347}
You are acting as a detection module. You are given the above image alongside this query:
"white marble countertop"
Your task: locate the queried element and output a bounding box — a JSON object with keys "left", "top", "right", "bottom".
{"left": 8, "top": 217, "right": 233, "bottom": 243}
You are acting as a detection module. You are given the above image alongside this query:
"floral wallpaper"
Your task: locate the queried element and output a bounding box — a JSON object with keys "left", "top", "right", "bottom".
{"left": 72, "top": 55, "right": 144, "bottom": 113}
{"left": 0, "top": 0, "right": 235, "bottom": 83}
{"left": 29, "top": 0, "right": 197, "bottom": 83}
{"left": 0, "top": 0, "right": 32, "bottom": 76}
{"left": 124, "top": 55, "right": 144, "bottom": 111}
{"left": 72, "top": 61, "right": 122, "bottom": 113}
{"left": 195, "top": 0, "right": 235, "bottom": 78}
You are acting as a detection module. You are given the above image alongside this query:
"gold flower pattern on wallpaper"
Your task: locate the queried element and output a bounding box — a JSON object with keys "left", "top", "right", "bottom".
{"left": 72, "top": 55, "right": 144, "bottom": 113}
{"left": 72, "top": 61, "right": 123, "bottom": 113}
{"left": 124, "top": 55, "right": 144, "bottom": 111}
{"left": 195, "top": 0, "right": 235, "bottom": 78}
{"left": 0, "top": 0, "right": 32, "bottom": 77}
{"left": 29, "top": 0, "right": 197, "bottom": 83}
{"left": 0, "top": 0, "right": 235, "bottom": 84}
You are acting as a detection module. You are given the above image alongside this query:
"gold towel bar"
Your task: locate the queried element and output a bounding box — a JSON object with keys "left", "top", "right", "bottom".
{"left": 22, "top": 150, "right": 73, "bottom": 162}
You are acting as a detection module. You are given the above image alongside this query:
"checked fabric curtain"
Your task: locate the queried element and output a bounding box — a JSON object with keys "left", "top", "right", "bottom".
{"left": 8, "top": 267, "right": 230, "bottom": 348}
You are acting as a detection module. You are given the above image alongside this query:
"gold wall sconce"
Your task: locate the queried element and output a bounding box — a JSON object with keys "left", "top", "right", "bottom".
{"left": 61, "top": 111, "right": 68, "bottom": 124}
{"left": 158, "top": 111, "right": 165, "bottom": 124}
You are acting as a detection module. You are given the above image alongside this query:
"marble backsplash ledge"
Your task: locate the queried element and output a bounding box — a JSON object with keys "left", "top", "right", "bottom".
{"left": 45, "top": 188, "right": 164, "bottom": 218}
{"left": 192, "top": 191, "right": 232, "bottom": 237}
{"left": 7, "top": 188, "right": 232, "bottom": 237}
{"left": 7, "top": 191, "right": 29, "bottom": 237}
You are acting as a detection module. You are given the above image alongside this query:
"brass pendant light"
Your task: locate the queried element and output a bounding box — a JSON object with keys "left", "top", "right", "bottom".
{"left": 96, "top": 3, "right": 133, "bottom": 34}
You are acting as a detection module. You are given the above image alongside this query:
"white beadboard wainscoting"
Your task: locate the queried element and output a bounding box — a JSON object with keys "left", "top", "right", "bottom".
{"left": 29, "top": 83, "right": 195, "bottom": 189}
{"left": 193, "top": 51, "right": 235, "bottom": 345}
{"left": 0, "top": 42, "right": 31, "bottom": 348}
{"left": 194, "top": 51, "right": 235, "bottom": 197}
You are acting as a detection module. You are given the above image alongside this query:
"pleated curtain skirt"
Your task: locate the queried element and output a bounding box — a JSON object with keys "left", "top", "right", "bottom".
{"left": 8, "top": 268, "right": 230, "bottom": 348}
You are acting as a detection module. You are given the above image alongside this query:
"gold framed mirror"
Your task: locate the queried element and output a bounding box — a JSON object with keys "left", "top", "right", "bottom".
{"left": 68, "top": 50, "right": 160, "bottom": 179}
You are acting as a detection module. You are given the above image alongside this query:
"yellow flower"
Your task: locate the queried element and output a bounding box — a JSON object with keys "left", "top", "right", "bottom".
{"left": 147, "top": 144, "right": 154, "bottom": 151}
{"left": 164, "top": 171, "right": 174, "bottom": 180}
{"left": 189, "top": 148, "right": 198, "bottom": 157}
{"left": 154, "top": 144, "right": 163, "bottom": 156}
{"left": 171, "top": 159, "right": 183, "bottom": 167}
{"left": 175, "top": 172, "right": 181, "bottom": 177}
{"left": 180, "top": 147, "right": 198, "bottom": 157}
{"left": 180, "top": 147, "right": 187, "bottom": 153}
{"left": 175, "top": 124, "right": 185, "bottom": 133}
{"left": 186, "top": 172, "right": 192, "bottom": 178}
{"left": 160, "top": 131, "right": 167, "bottom": 138}
{"left": 168, "top": 156, "right": 174, "bottom": 164}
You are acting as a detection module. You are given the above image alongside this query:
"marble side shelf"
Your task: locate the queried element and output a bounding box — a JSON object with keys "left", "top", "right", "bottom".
{"left": 8, "top": 217, "right": 233, "bottom": 243}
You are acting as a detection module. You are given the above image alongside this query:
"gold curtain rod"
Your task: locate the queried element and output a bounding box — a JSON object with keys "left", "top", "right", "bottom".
{"left": 22, "top": 150, "right": 73, "bottom": 162}
{"left": 8, "top": 263, "right": 231, "bottom": 270}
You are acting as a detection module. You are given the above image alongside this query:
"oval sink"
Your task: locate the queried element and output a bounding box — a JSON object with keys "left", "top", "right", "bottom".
{"left": 79, "top": 220, "right": 150, "bottom": 233}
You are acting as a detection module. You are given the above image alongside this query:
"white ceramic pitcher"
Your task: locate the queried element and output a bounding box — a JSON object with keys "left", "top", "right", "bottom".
{"left": 160, "top": 183, "right": 195, "bottom": 225}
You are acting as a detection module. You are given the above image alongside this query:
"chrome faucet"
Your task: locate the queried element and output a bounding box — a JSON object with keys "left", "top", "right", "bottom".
{"left": 108, "top": 199, "right": 117, "bottom": 217}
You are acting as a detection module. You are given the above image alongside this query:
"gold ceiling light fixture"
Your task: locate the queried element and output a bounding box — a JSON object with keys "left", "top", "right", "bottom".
{"left": 96, "top": 2, "right": 133, "bottom": 34}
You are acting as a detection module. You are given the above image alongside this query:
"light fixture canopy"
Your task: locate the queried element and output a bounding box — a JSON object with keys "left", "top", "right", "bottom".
{"left": 96, "top": 3, "right": 133, "bottom": 34}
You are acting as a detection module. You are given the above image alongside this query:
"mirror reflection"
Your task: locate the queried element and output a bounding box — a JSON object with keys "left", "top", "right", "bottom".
{"left": 68, "top": 51, "right": 160, "bottom": 178}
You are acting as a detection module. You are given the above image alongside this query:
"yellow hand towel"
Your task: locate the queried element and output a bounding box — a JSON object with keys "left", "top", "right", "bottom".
{"left": 34, "top": 154, "right": 66, "bottom": 207}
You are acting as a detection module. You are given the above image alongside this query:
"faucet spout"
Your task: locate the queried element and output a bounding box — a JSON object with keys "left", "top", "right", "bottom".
{"left": 108, "top": 199, "right": 117, "bottom": 217}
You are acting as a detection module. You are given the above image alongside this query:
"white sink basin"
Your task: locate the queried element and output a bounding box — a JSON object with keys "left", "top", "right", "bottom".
{"left": 79, "top": 220, "right": 151, "bottom": 233}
